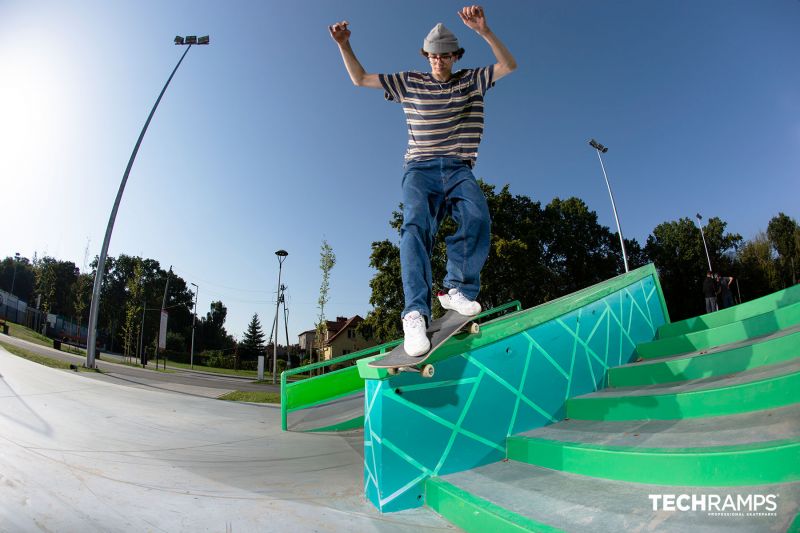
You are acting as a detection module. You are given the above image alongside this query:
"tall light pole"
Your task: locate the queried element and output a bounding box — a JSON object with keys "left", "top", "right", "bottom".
{"left": 84, "top": 35, "right": 209, "bottom": 369}
{"left": 10, "top": 252, "right": 20, "bottom": 297}
{"left": 588, "top": 139, "right": 629, "bottom": 273}
{"left": 10, "top": 253, "right": 21, "bottom": 323}
{"left": 696, "top": 213, "right": 713, "bottom": 272}
{"left": 272, "top": 250, "right": 288, "bottom": 384}
{"left": 190, "top": 282, "right": 198, "bottom": 369}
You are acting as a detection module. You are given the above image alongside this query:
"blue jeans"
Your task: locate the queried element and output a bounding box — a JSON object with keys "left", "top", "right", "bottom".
{"left": 400, "top": 158, "right": 491, "bottom": 322}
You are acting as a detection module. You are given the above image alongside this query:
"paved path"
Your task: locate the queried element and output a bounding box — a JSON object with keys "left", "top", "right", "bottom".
{"left": 0, "top": 333, "right": 281, "bottom": 398}
{"left": 0, "top": 347, "right": 455, "bottom": 532}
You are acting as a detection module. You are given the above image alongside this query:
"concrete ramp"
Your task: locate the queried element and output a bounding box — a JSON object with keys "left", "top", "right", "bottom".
{"left": 0, "top": 348, "right": 453, "bottom": 531}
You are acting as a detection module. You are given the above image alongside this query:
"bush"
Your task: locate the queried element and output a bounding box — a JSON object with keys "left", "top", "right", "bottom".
{"left": 203, "top": 350, "right": 236, "bottom": 369}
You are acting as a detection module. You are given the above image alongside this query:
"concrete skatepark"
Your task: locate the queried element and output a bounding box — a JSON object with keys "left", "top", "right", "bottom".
{"left": 0, "top": 349, "right": 453, "bottom": 532}
{"left": 2, "top": 263, "right": 799, "bottom": 532}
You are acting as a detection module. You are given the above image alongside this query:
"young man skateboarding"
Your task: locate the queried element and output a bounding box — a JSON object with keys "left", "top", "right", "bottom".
{"left": 329, "top": 6, "right": 517, "bottom": 356}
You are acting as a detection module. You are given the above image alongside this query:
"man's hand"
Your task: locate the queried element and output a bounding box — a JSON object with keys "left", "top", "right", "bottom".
{"left": 458, "top": 6, "right": 489, "bottom": 35}
{"left": 329, "top": 21, "right": 351, "bottom": 45}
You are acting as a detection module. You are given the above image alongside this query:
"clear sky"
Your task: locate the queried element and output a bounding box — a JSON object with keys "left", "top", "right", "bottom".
{"left": 2, "top": 1, "right": 798, "bottom": 343}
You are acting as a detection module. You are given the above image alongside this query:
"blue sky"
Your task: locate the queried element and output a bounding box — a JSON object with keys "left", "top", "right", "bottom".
{"left": 2, "top": 1, "right": 798, "bottom": 342}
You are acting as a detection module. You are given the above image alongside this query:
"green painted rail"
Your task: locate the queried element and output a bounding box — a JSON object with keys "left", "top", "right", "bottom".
{"left": 280, "top": 339, "right": 400, "bottom": 431}
{"left": 506, "top": 437, "right": 800, "bottom": 486}
{"left": 610, "top": 329, "right": 800, "bottom": 387}
{"left": 280, "top": 300, "right": 522, "bottom": 431}
{"left": 636, "top": 301, "right": 800, "bottom": 359}
{"left": 657, "top": 283, "right": 800, "bottom": 339}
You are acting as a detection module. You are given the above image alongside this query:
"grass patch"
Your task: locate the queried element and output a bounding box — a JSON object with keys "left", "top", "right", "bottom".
{"left": 218, "top": 391, "right": 281, "bottom": 404}
{"left": 0, "top": 340, "right": 101, "bottom": 373}
{"left": 5, "top": 322, "right": 53, "bottom": 348}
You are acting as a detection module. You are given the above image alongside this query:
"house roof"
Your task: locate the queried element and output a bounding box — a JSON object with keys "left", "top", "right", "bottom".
{"left": 325, "top": 315, "right": 363, "bottom": 344}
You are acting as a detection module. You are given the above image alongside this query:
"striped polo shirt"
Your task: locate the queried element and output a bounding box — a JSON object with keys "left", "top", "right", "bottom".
{"left": 379, "top": 66, "right": 495, "bottom": 163}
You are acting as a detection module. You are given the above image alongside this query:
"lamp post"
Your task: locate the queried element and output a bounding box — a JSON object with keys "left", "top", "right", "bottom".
{"left": 272, "top": 250, "right": 288, "bottom": 384}
{"left": 10, "top": 253, "right": 20, "bottom": 323}
{"left": 696, "top": 213, "right": 713, "bottom": 272}
{"left": 84, "top": 35, "right": 209, "bottom": 369}
{"left": 10, "top": 252, "right": 20, "bottom": 296}
{"left": 588, "top": 139, "right": 629, "bottom": 273}
{"left": 190, "top": 282, "right": 198, "bottom": 369}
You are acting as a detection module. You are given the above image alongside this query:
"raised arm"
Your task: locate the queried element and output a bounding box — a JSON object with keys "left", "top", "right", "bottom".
{"left": 329, "top": 21, "right": 382, "bottom": 89}
{"left": 458, "top": 6, "right": 517, "bottom": 81}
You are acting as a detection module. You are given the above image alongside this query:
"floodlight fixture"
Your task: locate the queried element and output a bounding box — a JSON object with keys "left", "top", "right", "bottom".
{"left": 589, "top": 138, "right": 608, "bottom": 153}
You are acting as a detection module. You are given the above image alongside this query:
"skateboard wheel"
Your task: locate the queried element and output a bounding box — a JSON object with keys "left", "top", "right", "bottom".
{"left": 469, "top": 323, "right": 480, "bottom": 334}
{"left": 387, "top": 367, "right": 398, "bottom": 376}
{"left": 421, "top": 364, "right": 435, "bottom": 378}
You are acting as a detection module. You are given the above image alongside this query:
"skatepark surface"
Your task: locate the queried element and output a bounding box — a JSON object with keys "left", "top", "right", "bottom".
{"left": 0, "top": 347, "right": 455, "bottom": 532}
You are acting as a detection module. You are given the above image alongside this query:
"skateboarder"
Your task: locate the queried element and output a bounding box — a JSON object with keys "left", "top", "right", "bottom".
{"left": 329, "top": 6, "right": 517, "bottom": 356}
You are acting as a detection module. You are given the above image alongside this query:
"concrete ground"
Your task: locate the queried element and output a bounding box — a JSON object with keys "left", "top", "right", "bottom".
{"left": 0, "top": 333, "right": 281, "bottom": 398}
{"left": 0, "top": 347, "right": 456, "bottom": 532}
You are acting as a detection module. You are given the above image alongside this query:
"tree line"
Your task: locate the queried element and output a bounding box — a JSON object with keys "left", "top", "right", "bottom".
{"left": 2, "top": 187, "right": 796, "bottom": 359}
{"left": 0, "top": 254, "right": 235, "bottom": 359}
{"left": 356, "top": 180, "right": 799, "bottom": 342}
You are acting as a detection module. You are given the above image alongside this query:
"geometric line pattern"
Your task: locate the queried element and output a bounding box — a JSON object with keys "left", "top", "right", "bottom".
{"left": 364, "top": 273, "right": 668, "bottom": 512}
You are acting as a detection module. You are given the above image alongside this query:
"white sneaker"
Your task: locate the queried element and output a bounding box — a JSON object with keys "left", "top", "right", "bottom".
{"left": 438, "top": 288, "right": 481, "bottom": 316}
{"left": 402, "top": 311, "right": 430, "bottom": 357}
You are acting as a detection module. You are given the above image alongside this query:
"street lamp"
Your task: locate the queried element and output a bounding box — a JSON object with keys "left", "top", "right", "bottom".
{"left": 84, "top": 35, "right": 209, "bottom": 369}
{"left": 10, "top": 252, "right": 20, "bottom": 296}
{"left": 190, "top": 282, "right": 198, "bottom": 369}
{"left": 588, "top": 139, "right": 629, "bottom": 272}
{"left": 696, "top": 213, "right": 713, "bottom": 272}
{"left": 272, "top": 250, "right": 288, "bottom": 384}
{"left": 10, "top": 253, "right": 20, "bottom": 323}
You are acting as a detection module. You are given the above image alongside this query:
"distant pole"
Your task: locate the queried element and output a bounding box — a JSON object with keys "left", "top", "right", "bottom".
{"left": 696, "top": 213, "right": 713, "bottom": 272}
{"left": 588, "top": 139, "right": 629, "bottom": 272}
{"left": 85, "top": 36, "right": 209, "bottom": 369}
{"left": 283, "top": 305, "right": 291, "bottom": 369}
{"left": 10, "top": 252, "right": 20, "bottom": 296}
{"left": 190, "top": 282, "right": 198, "bottom": 369}
{"left": 272, "top": 250, "right": 288, "bottom": 384}
{"left": 10, "top": 253, "right": 20, "bottom": 322}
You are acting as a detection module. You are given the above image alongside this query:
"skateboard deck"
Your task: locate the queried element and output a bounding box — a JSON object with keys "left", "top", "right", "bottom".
{"left": 368, "top": 310, "right": 479, "bottom": 377}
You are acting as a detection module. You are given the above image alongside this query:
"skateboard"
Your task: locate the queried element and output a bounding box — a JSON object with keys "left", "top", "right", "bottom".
{"left": 368, "top": 310, "right": 480, "bottom": 378}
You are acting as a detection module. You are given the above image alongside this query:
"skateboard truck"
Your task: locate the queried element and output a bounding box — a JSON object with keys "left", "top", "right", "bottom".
{"left": 380, "top": 319, "right": 479, "bottom": 379}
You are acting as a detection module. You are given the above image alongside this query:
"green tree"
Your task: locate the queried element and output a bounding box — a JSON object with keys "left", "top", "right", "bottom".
{"left": 645, "top": 216, "right": 742, "bottom": 321}
{"left": 767, "top": 212, "right": 799, "bottom": 286}
{"left": 91, "top": 255, "right": 195, "bottom": 353}
{"left": 543, "top": 197, "right": 622, "bottom": 296}
{"left": 737, "top": 232, "right": 782, "bottom": 297}
{"left": 72, "top": 272, "right": 93, "bottom": 340}
{"left": 0, "top": 255, "right": 36, "bottom": 302}
{"left": 315, "top": 240, "right": 336, "bottom": 366}
{"left": 359, "top": 182, "right": 639, "bottom": 342}
{"left": 122, "top": 259, "right": 144, "bottom": 359}
{"left": 239, "top": 313, "right": 266, "bottom": 359}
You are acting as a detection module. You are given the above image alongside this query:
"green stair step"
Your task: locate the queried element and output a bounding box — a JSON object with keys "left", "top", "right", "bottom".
{"left": 517, "top": 405, "right": 800, "bottom": 449}
{"left": 609, "top": 328, "right": 800, "bottom": 387}
{"left": 636, "top": 301, "right": 800, "bottom": 359}
{"left": 437, "top": 461, "right": 800, "bottom": 532}
{"left": 425, "top": 477, "right": 564, "bottom": 533}
{"left": 505, "top": 437, "right": 800, "bottom": 486}
{"left": 567, "top": 360, "right": 800, "bottom": 421}
{"left": 657, "top": 283, "right": 800, "bottom": 339}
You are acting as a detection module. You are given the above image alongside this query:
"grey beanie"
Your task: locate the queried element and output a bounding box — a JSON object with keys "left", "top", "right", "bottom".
{"left": 423, "top": 23, "right": 459, "bottom": 54}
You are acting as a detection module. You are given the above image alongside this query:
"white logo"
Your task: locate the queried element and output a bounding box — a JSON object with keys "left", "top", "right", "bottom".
{"left": 648, "top": 493, "right": 779, "bottom": 517}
